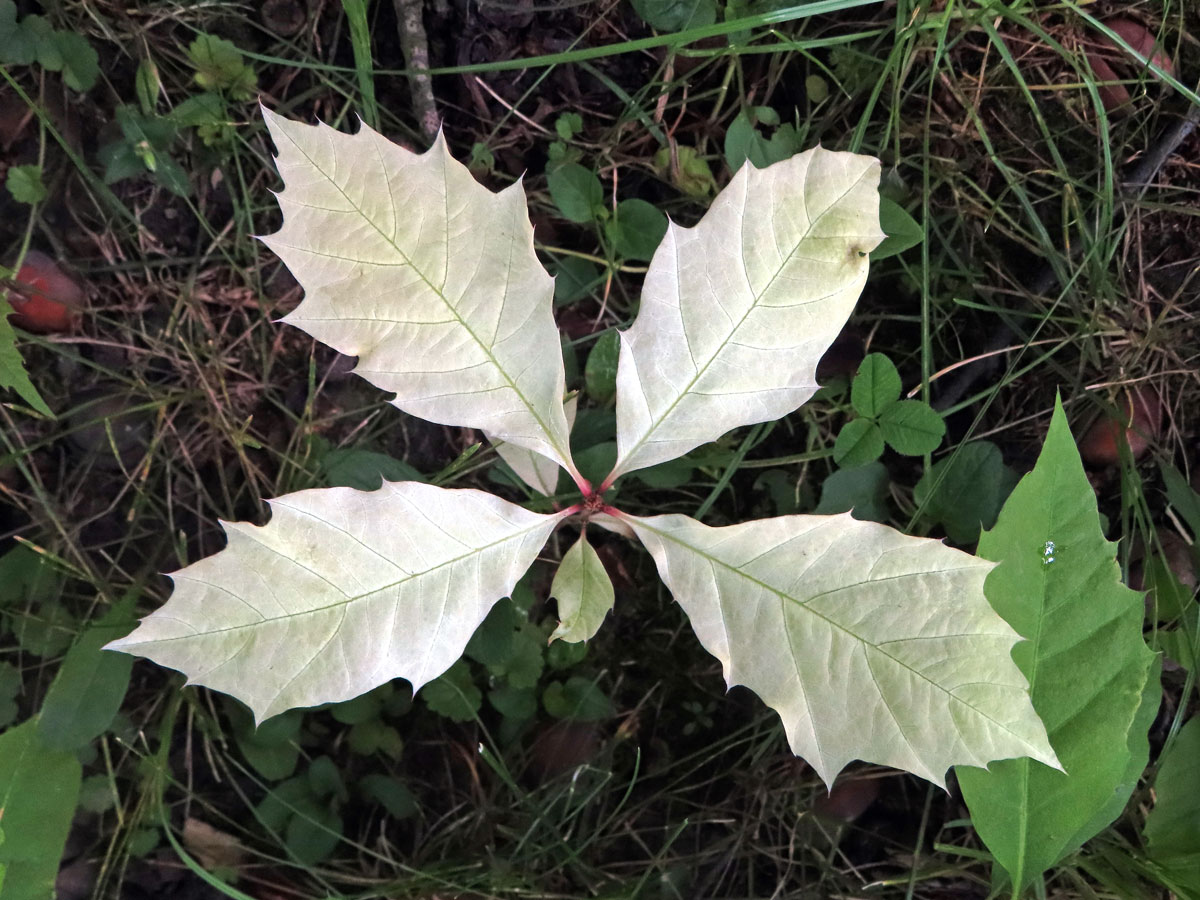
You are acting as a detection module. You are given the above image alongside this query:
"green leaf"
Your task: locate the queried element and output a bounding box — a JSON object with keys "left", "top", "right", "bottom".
{"left": 319, "top": 447, "right": 424, "bottom": 490}
{"left": 555, "top": 112, "right": 582, "bottom": 141}
{"left": 487, "top": 622, "right": 544, "bottom": 689}
{"left": 543, "top": 676, "right": 611, "bottom": 721}
{"left": 608, "top": 198, "right": 667, "bottom": 261}
{"left": 261, "top": 111, "right": 579, "bottom": 483}
{"left": 877, "top": 399, "right": 945, "bottom": 455}
{"left": 956, "top": 398, "right": 1157, "bottom": 894}
{"left": 610, "top": 147, "right": 885, "bottom": 481}
{"left": 169, "top": 92, "right": 226, "bottom": 129}
{"left": 653, "top": 145, "right": 716, "bottom": 198}
{"left": 307, "top": 756, "right": 346, "bottom": 801}
{"left": 464, "top": 598, "right": 524, "bottom": 667}
{"left": 489, "top": 683, "right": 537, "bottom": 720}
{"left": 0, "top": 298, "right": 53, "bottom": 415}
{"left": 552, "top": 256, "right": 602, "bottom": 305}
{"left": 623, "top": 511, "right": 1057, "bottom": 786}
{"left": 1144, "top": 715, "right": 1200, "bottom": 892}
{"left": 833, "top": 418, "right": 884, "bottom": 467}
{"left": 37, "top": 592, "right": 136, "bottom": 752}
{"left": 814, "top": 461, "right": 889, "bottom": 522}
{"left": 14, "top": 600, "right": 74, "bottom": 658}
{"left": 107, "top": 483, "right": 566, "bottom": 722}
{"left": 0, "top": 1, "right": 35, "bottom": 65}
{"left": 723, "top": 107, "right": 802, "bottom": 171}
{"left": 359, "top": 774, "right": 417, "bottom": 819}
{"left": 422, "top": 659, "right": 481, "bottom": 722}
{"left": 330, "top": 683, "right": 388, "bottom": 724}
{"left": 285, "top": 799, "right": 342, "bottom": 866}
{"left": 630, "top": 0, "right": 717, "bottom": 32}
{"left": 0, "top": 721, "right": 82, "bottom": 900}
{"left": 227, "top": 701, "right": 302, "bottom": 780}
{"left": 871, "top": 197, "right": 923, "bottom": 260}
{"left": 0, "top": 662, "right": 20, "bottom": 727}
{"left": 850, "top": 353, "right": 901, "bottom": 418}
{"left": 52, "top": 31, "right": 98, "bottom": 91}
{"left": 550, "top": 533, "right": 614, "bottom": 643}
{"left": 5, "top": 165, "right": 46, "bottom": 204}
{"left": 547, "top": 162, "right": 603, "bottom": 224}
{"left": 585, "top": 330, "right": 620, "bottom": 404}
{"left": 187, "top": 33, "right": 256, "bottom": 99}
{"left": 914, "top": 441, "right": 1019, "bottom": 544}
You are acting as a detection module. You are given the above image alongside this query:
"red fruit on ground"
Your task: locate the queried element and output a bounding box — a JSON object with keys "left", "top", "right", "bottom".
{"left": 6, "top": 250, "right": 84, "bottom": 333}
{"left": 1079, "top": 385, "right": 1162, "bottom": 466}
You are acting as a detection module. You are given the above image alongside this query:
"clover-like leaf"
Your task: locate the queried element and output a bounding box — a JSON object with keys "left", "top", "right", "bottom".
{"left": 607, "top": 147, "right": 885, "bottom": 483}
{"left": 623, "top": 511, "right": 1059, "bottom": 787}
{"left": 261, "top": 110, "right": 580, "bottom": 485}
{"left": 107, "top": 482, "right": 566, "bottom": 722}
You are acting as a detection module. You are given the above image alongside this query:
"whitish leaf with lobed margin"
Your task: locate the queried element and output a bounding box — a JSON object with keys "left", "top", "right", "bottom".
{"left": 607, "top": 148, "right": 886, "bottom": 483}
{"left": 261, "top": 110, "right": 579, "bottom": 483}
{"left": 624, "top": 512, "right": 1059, "bottom": 786}
{"left": 106, "top": 482, "right": 566, "bottom": 722}
{"left": 550, "top": 532, "right": 615, "bottom": 643}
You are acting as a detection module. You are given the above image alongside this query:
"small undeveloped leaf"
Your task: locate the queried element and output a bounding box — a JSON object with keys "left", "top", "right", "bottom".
{"left": 550, "top": 533, "right": 615, "bottom": 643}
{"left": 107, "top": 482, "right": 565, "bottom": 721}
{"left": 261, "top": 111, "right": 578, "bottom": 483}
{"left": 625, "top": 511, "right": 1057, "bottom": 787}
{"left": 957, "top": 398, "right": 1157, "bottom": 894}
{"left": 878, "top": 400, "right": 944, "bottom": 455}
{"left": 1144, "top": 715, "right": 1200, "bottom": 892}
{"left": 609, "top": 147, "right": 885, "bottom": 481}
{"left": 850, "top": 353, "right": 900, "bottom": 418}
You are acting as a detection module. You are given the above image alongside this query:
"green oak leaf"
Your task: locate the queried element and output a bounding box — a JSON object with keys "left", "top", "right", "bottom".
{"left": 957, "top": 397, "right": 1157, "bottom": 894}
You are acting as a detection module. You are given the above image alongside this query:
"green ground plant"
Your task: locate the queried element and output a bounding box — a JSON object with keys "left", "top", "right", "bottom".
{"left": 1, "top": 2, "right": 1198, "bottom": 898}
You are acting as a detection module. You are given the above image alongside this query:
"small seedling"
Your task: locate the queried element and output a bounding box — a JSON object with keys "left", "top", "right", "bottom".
{"left": 108, "top": 110, "right": 1059, "bottom": 788}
